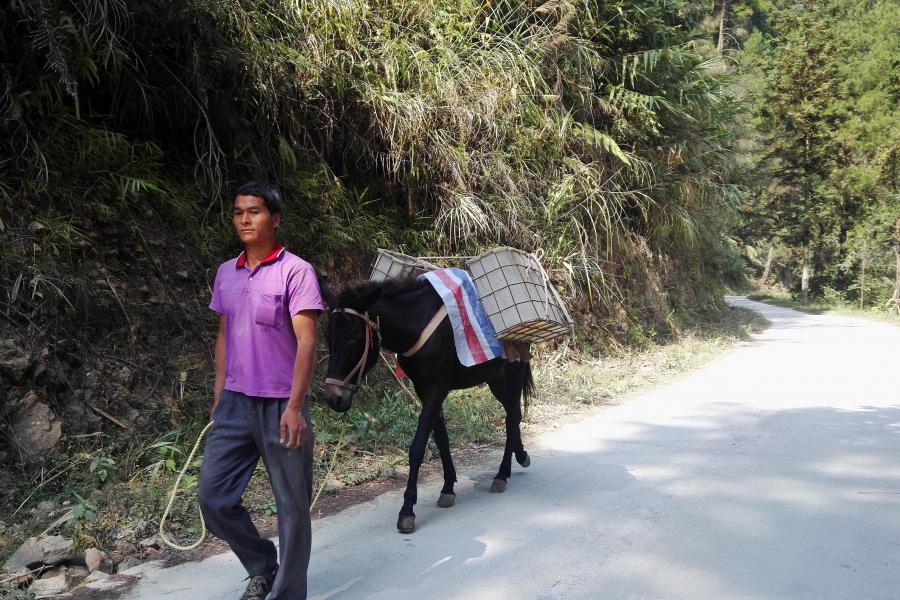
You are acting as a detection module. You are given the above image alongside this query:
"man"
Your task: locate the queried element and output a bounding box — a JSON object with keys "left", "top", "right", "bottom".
{"left": 199, "top": 181, "right": 322, "bottom": 600}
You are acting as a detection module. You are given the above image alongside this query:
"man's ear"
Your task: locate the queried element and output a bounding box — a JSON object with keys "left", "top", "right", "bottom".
{"left": 272, "top": 212, "right": 281, "bottom": 228}
{"left": 317, "top": 272, "right": 336, "bottom": 310}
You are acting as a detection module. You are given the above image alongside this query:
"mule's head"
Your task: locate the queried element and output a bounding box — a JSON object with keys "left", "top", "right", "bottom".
{"left": 323, "top": 287, "right": 382, "bottom": 412}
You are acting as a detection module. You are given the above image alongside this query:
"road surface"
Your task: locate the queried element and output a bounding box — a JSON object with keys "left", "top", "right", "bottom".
{"left": 107, "top": 297, "right": 900, "bottom": 600}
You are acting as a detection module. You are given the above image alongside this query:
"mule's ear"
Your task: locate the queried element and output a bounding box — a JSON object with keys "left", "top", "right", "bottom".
{"left": 357, "top": 288, "right": 382, "bottom": 312}
{"left": 317, "top": 272, "right": 336, "bottom": 310}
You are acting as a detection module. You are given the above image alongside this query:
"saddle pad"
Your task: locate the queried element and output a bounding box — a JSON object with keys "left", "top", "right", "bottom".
{"left": 420, "top": 268, "right": 505, "bottom": 366}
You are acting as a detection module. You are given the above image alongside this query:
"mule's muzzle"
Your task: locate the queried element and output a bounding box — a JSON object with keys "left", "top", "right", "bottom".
{"left": 323, "top": 383, "right": 354, "bottom": 413}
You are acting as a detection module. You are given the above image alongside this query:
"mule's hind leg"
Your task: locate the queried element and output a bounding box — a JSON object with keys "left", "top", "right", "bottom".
{"left": 431, "top": 411, "right": 458, "bottom": 508}
{"left": 486, "top": 362, "right": 528, "bottom": 493}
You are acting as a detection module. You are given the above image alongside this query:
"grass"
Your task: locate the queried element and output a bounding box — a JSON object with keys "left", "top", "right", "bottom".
{"left": 747, "top": 289, "right": 900, "bottom": 327}
{"left": 0, "top": 304, "right": 767, "bottom": 572}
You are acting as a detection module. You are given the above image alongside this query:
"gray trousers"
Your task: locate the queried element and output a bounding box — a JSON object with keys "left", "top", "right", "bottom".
{"left": 198, "top": 390, "right": 314, "bottom": 600}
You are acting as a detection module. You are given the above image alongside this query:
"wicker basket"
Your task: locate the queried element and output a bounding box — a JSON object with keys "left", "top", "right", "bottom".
{"left": 466, "top": 247, "right": 572, "bottom": 343}
{"left": 369, "top": 249, "right": 439, "bottom": 282}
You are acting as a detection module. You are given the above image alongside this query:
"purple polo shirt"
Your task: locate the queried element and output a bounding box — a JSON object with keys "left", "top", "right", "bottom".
{"left": 210, "top": 243, "right": 323, "bottom": 398}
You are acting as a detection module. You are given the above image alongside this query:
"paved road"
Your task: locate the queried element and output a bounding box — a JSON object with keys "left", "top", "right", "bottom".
{"left": 109, "top": 298, "right": 900, "bottom": 600}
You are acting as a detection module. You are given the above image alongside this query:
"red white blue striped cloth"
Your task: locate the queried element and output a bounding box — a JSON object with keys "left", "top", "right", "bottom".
{"left": 420, "top": 268, "right": 505, "bottom": 366}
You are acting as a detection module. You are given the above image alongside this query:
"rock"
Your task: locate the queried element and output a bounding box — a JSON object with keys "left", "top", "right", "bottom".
{"left": 36, "top": 501, "right": 56, "bottom": 513}
{"left": 112, "top": 539, "right": 136, "bottom": 554}
{"left": 111, "top": 366, "right": 133, "bottom": 388}
{"left": 29, "top": 572, "right": 71, "bottom": 598}
{"left": 8, "top": 390, "right": 40, "bottom": 414}
{"left": 0, "top": 566, "right": 33, "bottom": 590}
{"left": 0, "top": 340, "right": 33, "bottom": 383}
{"left": 40, "top": 566, "right": 65, "bottom": 579}
{"left": 27, "top": 221, "right": 45, "bottom": 232}
{"left": 83, "top": 570, "right": 109, "bottom": 584}
{"left": 84, "top": 548, "right": 113, "bottom": 574}
{"left": 325, "top": 477, "right": 345, "bottom": 491}
{"left": 83, "top": 370, "right": 102, "bottom": 390}
{"left": 6, "top": 539, "right": 43, "bottom": 569}
{"left": 0, "top": 469, "right": 13, "bottom": 497}
{"left": 11, "top": 402, "right": 62, "bottom": 459}
{"left": 62, "top": 565, "right": 88, "bottom": 586}
{"left": 31, "top": 362, "right": 49, "bottom": 386}
{"left": 116, "top": 556, "right": 143, "bottom": 572}
{"left": 38, "top": 536, "right": 75, "bottom": 566}
{"left": 138, "top": 535, "right": 163, "bottom": 550}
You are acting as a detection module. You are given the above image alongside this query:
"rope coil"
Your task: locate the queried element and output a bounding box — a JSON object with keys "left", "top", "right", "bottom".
{"left": 160, "top": 416, "right": 348, "bottom": 551}
{"left": 159, "top": 421, "right": 213, "bottom": 551}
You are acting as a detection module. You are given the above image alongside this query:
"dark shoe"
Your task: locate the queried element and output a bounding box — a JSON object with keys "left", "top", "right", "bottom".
{"left": 239, "top": 564, "right": 278, "bottom": 600}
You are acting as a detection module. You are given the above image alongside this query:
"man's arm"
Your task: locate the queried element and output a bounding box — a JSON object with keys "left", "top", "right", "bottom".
{"left": 211, "top": 314, "right": 226, "bottom": 420}
{"left": 280, "top": 310, "right": 318, "bottom": 448}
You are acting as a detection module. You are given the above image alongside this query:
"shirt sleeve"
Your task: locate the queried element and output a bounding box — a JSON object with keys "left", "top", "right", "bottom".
{"left": 287, "top": 263, "right": 324, "bottom": 316}
{"left": 209, "top": 263, "right": 226, "bottom": 314}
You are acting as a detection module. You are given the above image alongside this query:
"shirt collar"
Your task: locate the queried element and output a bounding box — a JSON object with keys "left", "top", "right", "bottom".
{"left": 235, "top": 242, "right": 285, "bottom": 268}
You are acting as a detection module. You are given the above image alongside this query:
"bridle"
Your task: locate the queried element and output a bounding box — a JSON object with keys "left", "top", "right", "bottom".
{"left": 324, "top": 303, "right": 448, "bottom": 394}
{"left": 324, "top": 308, "right": 381, "bottom": 393}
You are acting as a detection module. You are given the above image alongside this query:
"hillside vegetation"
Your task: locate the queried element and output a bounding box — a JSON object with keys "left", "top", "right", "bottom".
{"left": 1, "top": 0, "right": 762, "bottom": 570}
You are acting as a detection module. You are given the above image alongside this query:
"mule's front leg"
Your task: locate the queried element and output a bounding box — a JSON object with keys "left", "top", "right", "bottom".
{"left": 397, "top": 397, "right": 443, "bottom": 533}
{"left": 431, "top": 411, "right": 458, "bottom": 508}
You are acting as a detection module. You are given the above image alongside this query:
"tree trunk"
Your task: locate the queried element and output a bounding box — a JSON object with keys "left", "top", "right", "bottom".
{"left": 760, "top": 243, "right": 775, "bottom": 284}
{"left": 860, "top": 254, "right": 866, "bottom": 309}
{"left": 891, "top": 218, "right": 900, "bottom": 315}
{"left": 801, "top": 257, "right": 810, "bottom": 303}
{"left": 717, "top": 0, "right": 728, "bottom": 55}
{"left": 891, "top": 243, "right": 900, "bottom": 315}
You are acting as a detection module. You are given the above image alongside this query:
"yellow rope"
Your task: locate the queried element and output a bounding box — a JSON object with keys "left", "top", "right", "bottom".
{"left": 161, "top": 416, "right": 348, "bottom": 551}
{"left": 310, "top": 419, "right": 347, "bottom": 511}
{"left": 159, "top": 421, "right": 213, "bottom": 551}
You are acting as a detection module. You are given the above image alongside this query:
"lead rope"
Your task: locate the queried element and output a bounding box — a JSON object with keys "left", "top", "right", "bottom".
{"left": 159, "top": 420, "right": 213, "bottom": 551}
{"left": 161, "top": 415, "right": 348, "bottom": 551}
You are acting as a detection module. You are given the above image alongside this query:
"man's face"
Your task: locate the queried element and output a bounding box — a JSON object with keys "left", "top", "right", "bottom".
{"left": 233, "top": 195, "right": 280, "bottom": 246}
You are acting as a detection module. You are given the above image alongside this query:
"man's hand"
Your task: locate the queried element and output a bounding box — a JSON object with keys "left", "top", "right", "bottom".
{"left": 280, "top": 405, "right": 308, "bottom": 448}
{"left": 282, "top": 310, "right": 317, "bottom": 448}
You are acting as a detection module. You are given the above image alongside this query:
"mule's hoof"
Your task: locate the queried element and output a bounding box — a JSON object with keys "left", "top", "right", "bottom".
{"left": 517, "top": 454, "right": 531, "bottom": 468}
{"left": 397, "top": 513, "right": 416, "bottom": 533}
{"left": 490, "top": 478, "right": 507, "bottom": 493}
{"left": 437, "top": 493, "right": 456, "bottom": 508}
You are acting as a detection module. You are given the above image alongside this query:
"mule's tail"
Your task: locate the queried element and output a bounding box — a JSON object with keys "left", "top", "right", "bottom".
{"left": 522, "top": 361, "right": 535, "bottom": 417}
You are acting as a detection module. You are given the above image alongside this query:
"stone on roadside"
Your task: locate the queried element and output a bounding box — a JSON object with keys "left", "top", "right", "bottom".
{"left": 113, "top": 539, "right": 136, "bottom": 554}
{"left": 0, "top": 566, "right": 33, "bottom": 590}
{"left": 138, "top": 534, "right": 163, "bottom": 550}
{"left": 0, "top": 340, "right": 32, "bottom": 383}
{"left": 5, "top": 535, "right": 73, "bottom": 569}
{"left": 83, "top": 570, "right": 109, "bottom": 584}
{"left": 11, "top": 402, "right": 62, "bottom": 459}
{"left": 116, "top": 556, "right": 144, "bottom": 572}
{"left": 37, "top": 535, "right": 75, "bottom": 566}
{"left": 5, "top": 539, "right": 43, "bottom": 569}
{"left": 84, "top": 548, "right": 114, "bottom": 574}
{"left": 29, "top": 571, "right": 71, "bottom": 598}
{"left": 38, "top": 565, "right": 84, "bottom": 586}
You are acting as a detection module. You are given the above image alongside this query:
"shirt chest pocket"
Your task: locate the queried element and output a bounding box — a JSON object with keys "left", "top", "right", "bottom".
{"left": 255, "top": 293, "right": 285, "bottom": 328}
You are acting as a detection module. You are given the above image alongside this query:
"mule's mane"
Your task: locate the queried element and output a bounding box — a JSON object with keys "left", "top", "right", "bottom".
{"left": 334, "top": 276, "right": 423, "bottom": 309}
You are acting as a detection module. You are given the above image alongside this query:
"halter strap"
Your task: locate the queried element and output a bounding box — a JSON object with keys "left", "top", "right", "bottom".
{"left": 324, "top": 308, "right": 380, "bottom": 392}
{"left": 325, "top": 305, "right": 447, "bottom": 392}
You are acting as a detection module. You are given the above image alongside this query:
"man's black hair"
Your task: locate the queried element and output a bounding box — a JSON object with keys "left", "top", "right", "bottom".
{"left": 235, "top": 181, "right": 283, "bottom": 216}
